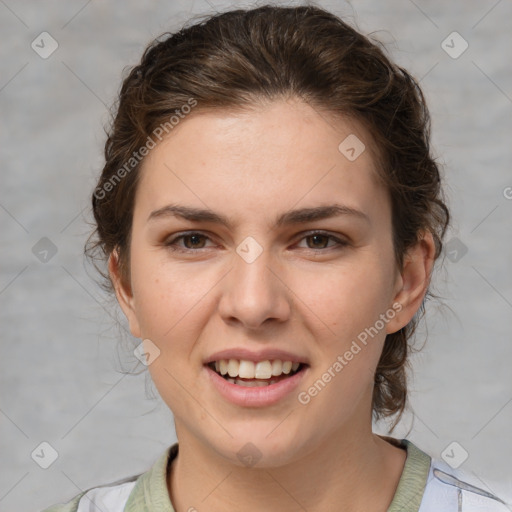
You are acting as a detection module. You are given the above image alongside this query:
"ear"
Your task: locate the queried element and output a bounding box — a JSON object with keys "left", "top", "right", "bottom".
{"left": 108, "top": 249, "right": 142, "bottom": 339}
{"left": 386, "top": 231, "right": 436, "bottom": 334}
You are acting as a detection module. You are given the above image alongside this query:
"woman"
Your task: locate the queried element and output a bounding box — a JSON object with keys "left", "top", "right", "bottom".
{"left": 43, "top": 5, "right": 508, "bottom": 511}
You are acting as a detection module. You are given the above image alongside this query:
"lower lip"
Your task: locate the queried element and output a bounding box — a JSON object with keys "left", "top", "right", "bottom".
{"left": 204, "top": 364, "right": 308, "bottom": 407}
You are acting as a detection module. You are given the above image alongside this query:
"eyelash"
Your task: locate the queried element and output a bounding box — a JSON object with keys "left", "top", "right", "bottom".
{"left": 164, "top": 231, "right": 348, "bottom": 253}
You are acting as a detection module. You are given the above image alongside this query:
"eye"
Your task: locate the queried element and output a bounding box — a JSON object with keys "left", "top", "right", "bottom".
{"left": 296, "top": 231, "right": 348, "bottom": 250}
{"left": 164, "top": 230, "right": 348, "bottom": 254}
{"left": 164, "top": 232, "right": 215, "bottom": 251}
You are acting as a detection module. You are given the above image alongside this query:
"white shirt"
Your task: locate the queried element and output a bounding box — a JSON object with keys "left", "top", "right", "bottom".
{"left": 44, "top": 439, "right": 509, "bottom": 512}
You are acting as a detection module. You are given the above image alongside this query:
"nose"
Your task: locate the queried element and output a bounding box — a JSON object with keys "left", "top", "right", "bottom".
{"left": 217, "top": 245, "right": 291, "bottom": 330}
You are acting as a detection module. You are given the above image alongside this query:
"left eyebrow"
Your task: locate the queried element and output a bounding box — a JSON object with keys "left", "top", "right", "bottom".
{"left": 275, "top": 204, "right": 370, "bottom": 227}
{"left": 147, "top": 203, "right": 370, "bottom": 228}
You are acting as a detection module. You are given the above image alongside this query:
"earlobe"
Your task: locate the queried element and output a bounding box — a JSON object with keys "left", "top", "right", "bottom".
{"left": 386, "top": 231, "right": 436, "bottom": 334}
{"left": 108, "top": 250, "right": 142, "bottom": 339}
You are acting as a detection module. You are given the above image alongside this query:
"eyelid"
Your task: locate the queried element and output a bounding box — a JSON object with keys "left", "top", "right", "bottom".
{"left": 294, "top": 229, "right": 348, "bottom": 245}
{"left": 164, "top": 230, "right": 349, "bottom": 252}
{"left": 164, "top": 231, "right": 218, "bottom": 250}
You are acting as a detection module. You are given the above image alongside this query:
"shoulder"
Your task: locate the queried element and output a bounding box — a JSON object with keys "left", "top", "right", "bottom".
{"left": 40, "top": 478, "right": 137, "bottom": 512}
{"left": 419, "top": 455, "right": 509, "bottom": 511}
{"left": 40, "top": 443, "right": 178, "bottom": 512}
{"left": 40, "top": 491, "right": 85, "bottom": 512}
{"left": 384, "top": 437, "right": 509, "bottom": 512}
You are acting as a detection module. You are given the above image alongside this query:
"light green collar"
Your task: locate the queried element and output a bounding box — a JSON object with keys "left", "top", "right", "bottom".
{"left": 385, "top": 437, "right": 432, "bottom": 512}
{"left": 124, "top": 438, "right": 431, "bottom": 512}
{"left": 124, "top": 443, "right": 178, "bottom": 511}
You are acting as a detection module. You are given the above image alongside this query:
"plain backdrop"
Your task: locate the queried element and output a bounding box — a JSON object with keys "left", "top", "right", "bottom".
{"left": 1, "top": 1, "right": 511, "bottom": 510}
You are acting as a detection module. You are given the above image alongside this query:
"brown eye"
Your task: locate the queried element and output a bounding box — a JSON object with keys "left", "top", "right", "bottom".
{"left": 306, "top": 234, "right": 330, "bottom": 249}
{"left": 165, "top": 232, "right": 213, "bottom": 251}
{"left": 296, "top": 231, "right": 347, "bottom": 250}
{"left": 182, "top": 234, "right": 207, "bottom": 249}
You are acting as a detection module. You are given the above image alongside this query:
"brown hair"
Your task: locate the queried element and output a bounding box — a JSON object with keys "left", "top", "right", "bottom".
{"left": 85, "top": 4, "right": 449, "bottom": 427}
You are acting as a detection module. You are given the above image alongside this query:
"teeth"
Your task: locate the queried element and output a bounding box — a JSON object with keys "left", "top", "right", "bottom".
{"left": 227, "top": 359, "right": 239, "bottom": 378}
{"left": 239, "top": 360, "right": 256, "bottom": 379}
{"left": 271, "top": 360, "right": 282, "bottom": 376}
{"left": 255, "top": 361, "right": 272, "bottom": 379}
{"left": 210, "top": 359, "right": 303, "bottom": 380}
{"left": 235, "top": 379, "right": 273, "bottom": 387}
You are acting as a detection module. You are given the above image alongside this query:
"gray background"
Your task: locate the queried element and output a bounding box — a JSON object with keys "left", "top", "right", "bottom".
{"left": 1, "top": 1, "right": 511, "bottom": 510}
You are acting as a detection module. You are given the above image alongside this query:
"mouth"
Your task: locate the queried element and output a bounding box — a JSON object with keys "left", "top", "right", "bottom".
{"left": 205, "top": 359, "right": 309, "bottom": 387}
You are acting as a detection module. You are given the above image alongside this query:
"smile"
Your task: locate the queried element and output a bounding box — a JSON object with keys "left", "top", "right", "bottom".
{"left": 204, "top": 359, "right": 309, "bottom": 407}
{"left": 208, "top": 358, "right": 304, "bottom": 385}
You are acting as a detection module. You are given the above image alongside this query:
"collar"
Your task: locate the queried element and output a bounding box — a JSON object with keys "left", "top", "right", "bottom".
{"left": 383, "top": 436, "right": 431, "bottom": 512}
{"left": 124, "top": 437, "right": 431, "bottom": 511}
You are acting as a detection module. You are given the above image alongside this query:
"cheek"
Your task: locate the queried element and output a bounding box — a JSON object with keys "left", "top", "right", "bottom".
{"left": 293, "top": 264, "right": 390, "bottom": 422}
{"left": 130, "top": 260, "right": 219, "bottom": 409}
{"left": 289, "top": 255, "right": 395, "bottom": 341}
{"left": 129, "top": 250, "right": 215, "bottom": 339}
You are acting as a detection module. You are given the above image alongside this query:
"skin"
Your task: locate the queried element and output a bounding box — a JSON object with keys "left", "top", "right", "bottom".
{"left": 109, "top": 98, "right": 435, "bottom": 512}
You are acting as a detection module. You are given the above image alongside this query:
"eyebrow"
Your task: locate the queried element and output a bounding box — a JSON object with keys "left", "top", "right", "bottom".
{"left": 147, "top": 203, "right": 370, "bottom": 228}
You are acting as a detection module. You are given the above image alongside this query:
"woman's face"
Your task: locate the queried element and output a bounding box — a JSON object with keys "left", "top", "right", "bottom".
{"left": 111, "top": 98, "right": 422, "bottom": 466}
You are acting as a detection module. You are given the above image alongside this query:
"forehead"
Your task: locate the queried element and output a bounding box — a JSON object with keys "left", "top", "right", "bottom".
{"left": 134, "top": 99, "right": 389, "bottom": 228}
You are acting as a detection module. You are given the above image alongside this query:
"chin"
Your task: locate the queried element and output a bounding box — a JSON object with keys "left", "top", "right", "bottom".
{"left": 206, "top": 428, "right": 309, "bottom": 469}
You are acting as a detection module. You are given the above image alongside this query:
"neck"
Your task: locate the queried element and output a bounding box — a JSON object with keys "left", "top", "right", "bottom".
{"left": 167, "top": 424, "right": 406, "bottom": 512}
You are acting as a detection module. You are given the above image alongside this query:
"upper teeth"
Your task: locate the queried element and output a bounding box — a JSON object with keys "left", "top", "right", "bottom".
{"left": 212, "top": 359, "right": 301, "bottom": 379}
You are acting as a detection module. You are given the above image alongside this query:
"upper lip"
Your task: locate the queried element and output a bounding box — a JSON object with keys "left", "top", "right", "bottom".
{"left": 204, "top": 348, "right": 309, "bottom": 365}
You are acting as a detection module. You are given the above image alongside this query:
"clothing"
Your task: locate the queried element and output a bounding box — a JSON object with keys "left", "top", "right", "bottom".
{"left": 41, "top": 437, "right": 509, "bottom": 511}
